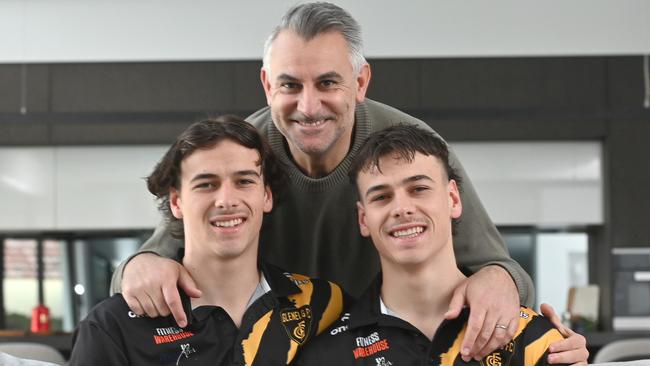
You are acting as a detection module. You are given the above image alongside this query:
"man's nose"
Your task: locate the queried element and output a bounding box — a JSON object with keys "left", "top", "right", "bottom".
{"left": 214, "top": 182, "right": 239, "bottom": 209}
{"left": 297, "top": 86, "right": 321, "bottom": 117}
{"left": 390, "top": 193, "right": 415, "bottom": 218}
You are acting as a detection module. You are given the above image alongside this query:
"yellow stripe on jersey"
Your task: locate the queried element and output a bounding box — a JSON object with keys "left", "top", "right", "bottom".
{"left": 285, "top": 273, "right": 314, "bottom": 363}
{"left": 286, "top": 338, "right": 299, "bottom": 364}
{"left": 439, "top": 324, "right": 467, "bottom": 366}
{"left": 514, "top": 307, "right": 538, "bottom": 339}
{"left": 242, "top": 310, "right": 274, "bottom": 366}
{"left": 287, "top": 273, "right": 314, "bottom": 307}
{"left": 525, "top": 328, "right": 564, "bottom": 366}
{"left": 282, "top": 274, "right": 344, "bottom": 363}
{"left": 317, "top": 281, "right": 344, "bottom": 335}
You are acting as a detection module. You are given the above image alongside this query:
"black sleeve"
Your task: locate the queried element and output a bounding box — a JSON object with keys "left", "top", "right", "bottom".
{"left": 68, "top": 319, "right": 129, "bottom": 366}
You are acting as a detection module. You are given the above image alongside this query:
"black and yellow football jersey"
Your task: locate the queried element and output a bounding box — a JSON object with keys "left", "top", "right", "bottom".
{"left": 297, "top": 277, "right": 565, "bottom": 366}
{"left": 69, "top": 263, "right": 346, "bottom": 365}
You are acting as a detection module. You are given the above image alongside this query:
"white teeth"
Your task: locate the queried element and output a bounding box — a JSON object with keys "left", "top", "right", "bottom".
{"left": 213, "top": 218, "right": 243, "bottom": 227}
{"left": 298, "top": 120, "right": 325, "bottom": 126}
{"left": 391, "top": 226, "right": 424, "bottom": 238}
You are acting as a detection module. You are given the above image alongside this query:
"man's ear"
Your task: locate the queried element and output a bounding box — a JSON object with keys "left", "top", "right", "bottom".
{"left": 263, "top": 185, "right": 273, "bottom": 213}
{"left": 260, "top": 67, "right": 273, "bottom": 106}
{"left": 355, "top": 63, "right": 372, "bottom": 104}
{"left": 170, "top": 188, "right": 183, "bottom": 219}
{"left": 448, "top": 179, "right": 462, "bottom": 219}
{"left": 357, "top": 201, "right": 370, "bottom": 237}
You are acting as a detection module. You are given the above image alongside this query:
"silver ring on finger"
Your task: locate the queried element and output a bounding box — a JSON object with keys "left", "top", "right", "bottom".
{"left": 495, "top": 324, "right": 508, "bottom": 330}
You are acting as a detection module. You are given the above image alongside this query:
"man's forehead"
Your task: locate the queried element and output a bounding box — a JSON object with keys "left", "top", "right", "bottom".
{"left": 372, "top": 151, "right": 441, "bottom": 169}
{"left": 267, "top": 30, "right": 352, "bottom": 72}
{"left": 359, "top": 153, "right": 443, "bottom": 181}
{"left": 180, "top": 142, "right": 262, "bottom": 175}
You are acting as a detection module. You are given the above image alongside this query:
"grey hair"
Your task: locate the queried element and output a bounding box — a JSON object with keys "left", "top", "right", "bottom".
{"left": 262, "top": 2, "right": 367, "bottom": 74}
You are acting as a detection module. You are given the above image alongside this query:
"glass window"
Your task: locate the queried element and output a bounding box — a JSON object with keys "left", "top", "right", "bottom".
{"left": 535, "top": 232, "right": 589, "bottom": 311}
{"left": 501, "top": 229, "right": 589, "bottom": 312}
{"left": 3, "top": 239, "right": 38, "bottom": 330}
{"left": 2, "top": 231, "right": 151, "bottom": 332}
{"left": 2, "top": 239, "right": 67, "bottom": 331}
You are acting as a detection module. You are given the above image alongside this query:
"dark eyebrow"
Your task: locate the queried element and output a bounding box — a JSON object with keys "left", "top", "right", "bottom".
{"left": 364, "top": 175, "right": 434, "bottom": 199}
{"left": 403, "top": 175, "right": 434, "bottom": 184}
{"left": 276, "top": 72, "right": 343, "bottom": 84}
{"left": 190, "top": 173, "right": 217, "bottom": 183}
{"left": 276, "top": 73, "right": 300, "bottom": 82}
{"left": 189, "top": 170, "right": 260, "bottom": 183}
{"left": 234, "top": 170, "right": 262, "bottom": 178}
{"left": 364, "top": 184, "right": 389, "bottom": 200}
{"left": 317, "top": 71, "right": 343, "bottom": 81}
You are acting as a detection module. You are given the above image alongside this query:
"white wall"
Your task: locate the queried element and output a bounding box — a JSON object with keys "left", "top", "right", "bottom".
{"left": 0, "top": 141, "right": 602, "bottom": 231}
{"left": 0, "top": 146, "right": 166, "bottom": 231}
{"left": 54, "top": 146, "right": 166, "bottom": 230}
{"left": 0, "top": 148, "right": 55, "bottom": 229}
{"left": 1, "top": 0, "right": 649, "bottom": 63}
{"left": 453, "top": 141, "right": 602, "bottom": 226}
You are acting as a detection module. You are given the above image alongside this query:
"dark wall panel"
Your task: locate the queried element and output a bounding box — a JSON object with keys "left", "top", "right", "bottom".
{"left": 51, "top": 119, "right": 191, "bottom": 145}
{"left": 367, "top": 60, "right": 421, "bottom": 110}
{"left": 607, "top": 57, "right": 646, "bottom": 109}
{"left": 232, "top": 61, "right": 266, "bottom": 112}
{"left": 607, "top": 119, "right": 650, "bottom": 246}
{"left": 24, "top": 65, "right": 50, "bottom": 113}
{"left": 538, "top": 58, "right": 608, "bottom": 109}
{"left": 0, "top": 119, "right": 50, "bottom": 145}
{"left": 50, "top": 62, "right": 235, "bottom": 113}
{"left": 0, "top": 65, "right": 49, "bottom": 113}
{"left": 0, "top": 65, "right": 24, "bottom": 112}
{"left": 605, "top": 57, "right": 650, "bottom": 247}
{"left": 431, "top": 116, "right": 607, "bottom": 141}
{"left": 419, "top": 57, "right": 607, "bottom": 110}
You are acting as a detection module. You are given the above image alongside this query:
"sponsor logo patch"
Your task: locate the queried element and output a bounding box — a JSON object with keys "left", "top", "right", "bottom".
{"left": 481, "top": 345, "right": 514, "bottom": 366}
{"left": 330, "top": 324, "right": 348, "bottom": 335}
{"left": 352, "top": 332, "right": 390, "bottom": 359}
{"left": 375, "top": 356, "right": 393, "bottom": 366}
{"left": 157, "top": 343, "right": 198, "bottom": 365}
{"left": 152, "top": 326, "right": 195, "bottom": 345}
{"left": 330, "top": 313, "right": 351, "bottom": 335}
{"left": 280, "top": 305, "right": 313, "bottom": 344}
{"left": 283, "top": 273, "right": 311, "bottom": 286}
{"left": 484, "top": 352, "right": 502, "bottom": 366}
{"left": 127, "top": 311, "right": 146, "bottom": 318}
{"left": 178, "top": 343, "right": 197, "bottom": 360}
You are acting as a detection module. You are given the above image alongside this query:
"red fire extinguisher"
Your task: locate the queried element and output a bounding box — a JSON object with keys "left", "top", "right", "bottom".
{"left": 31, "top": 303, "right": 51, "bottom": 334}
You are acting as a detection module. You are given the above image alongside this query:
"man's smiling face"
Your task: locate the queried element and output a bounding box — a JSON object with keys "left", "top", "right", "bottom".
{"left": 261, "top": 29, "right": 370, "bottom": 167}
{"left": 170, "top": 139, "right": 272, "bottom": 261}
{"left": 355, "top": 152, "right": 462, "bottom": 269}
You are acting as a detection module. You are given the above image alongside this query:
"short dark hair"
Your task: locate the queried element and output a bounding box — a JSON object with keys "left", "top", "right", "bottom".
{"left": 147, "top": 115, "right": 285, "bottom": 238}
{"left": 350, "top": 124, "right": 459, "bottom": 183}
{"left": 349, "top": 124, "right": 461, "bottom": 233}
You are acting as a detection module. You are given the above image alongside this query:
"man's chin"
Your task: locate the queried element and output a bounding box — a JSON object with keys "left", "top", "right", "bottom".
{"left": 291, "top": 139, "right": 331, "bottom": 156}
